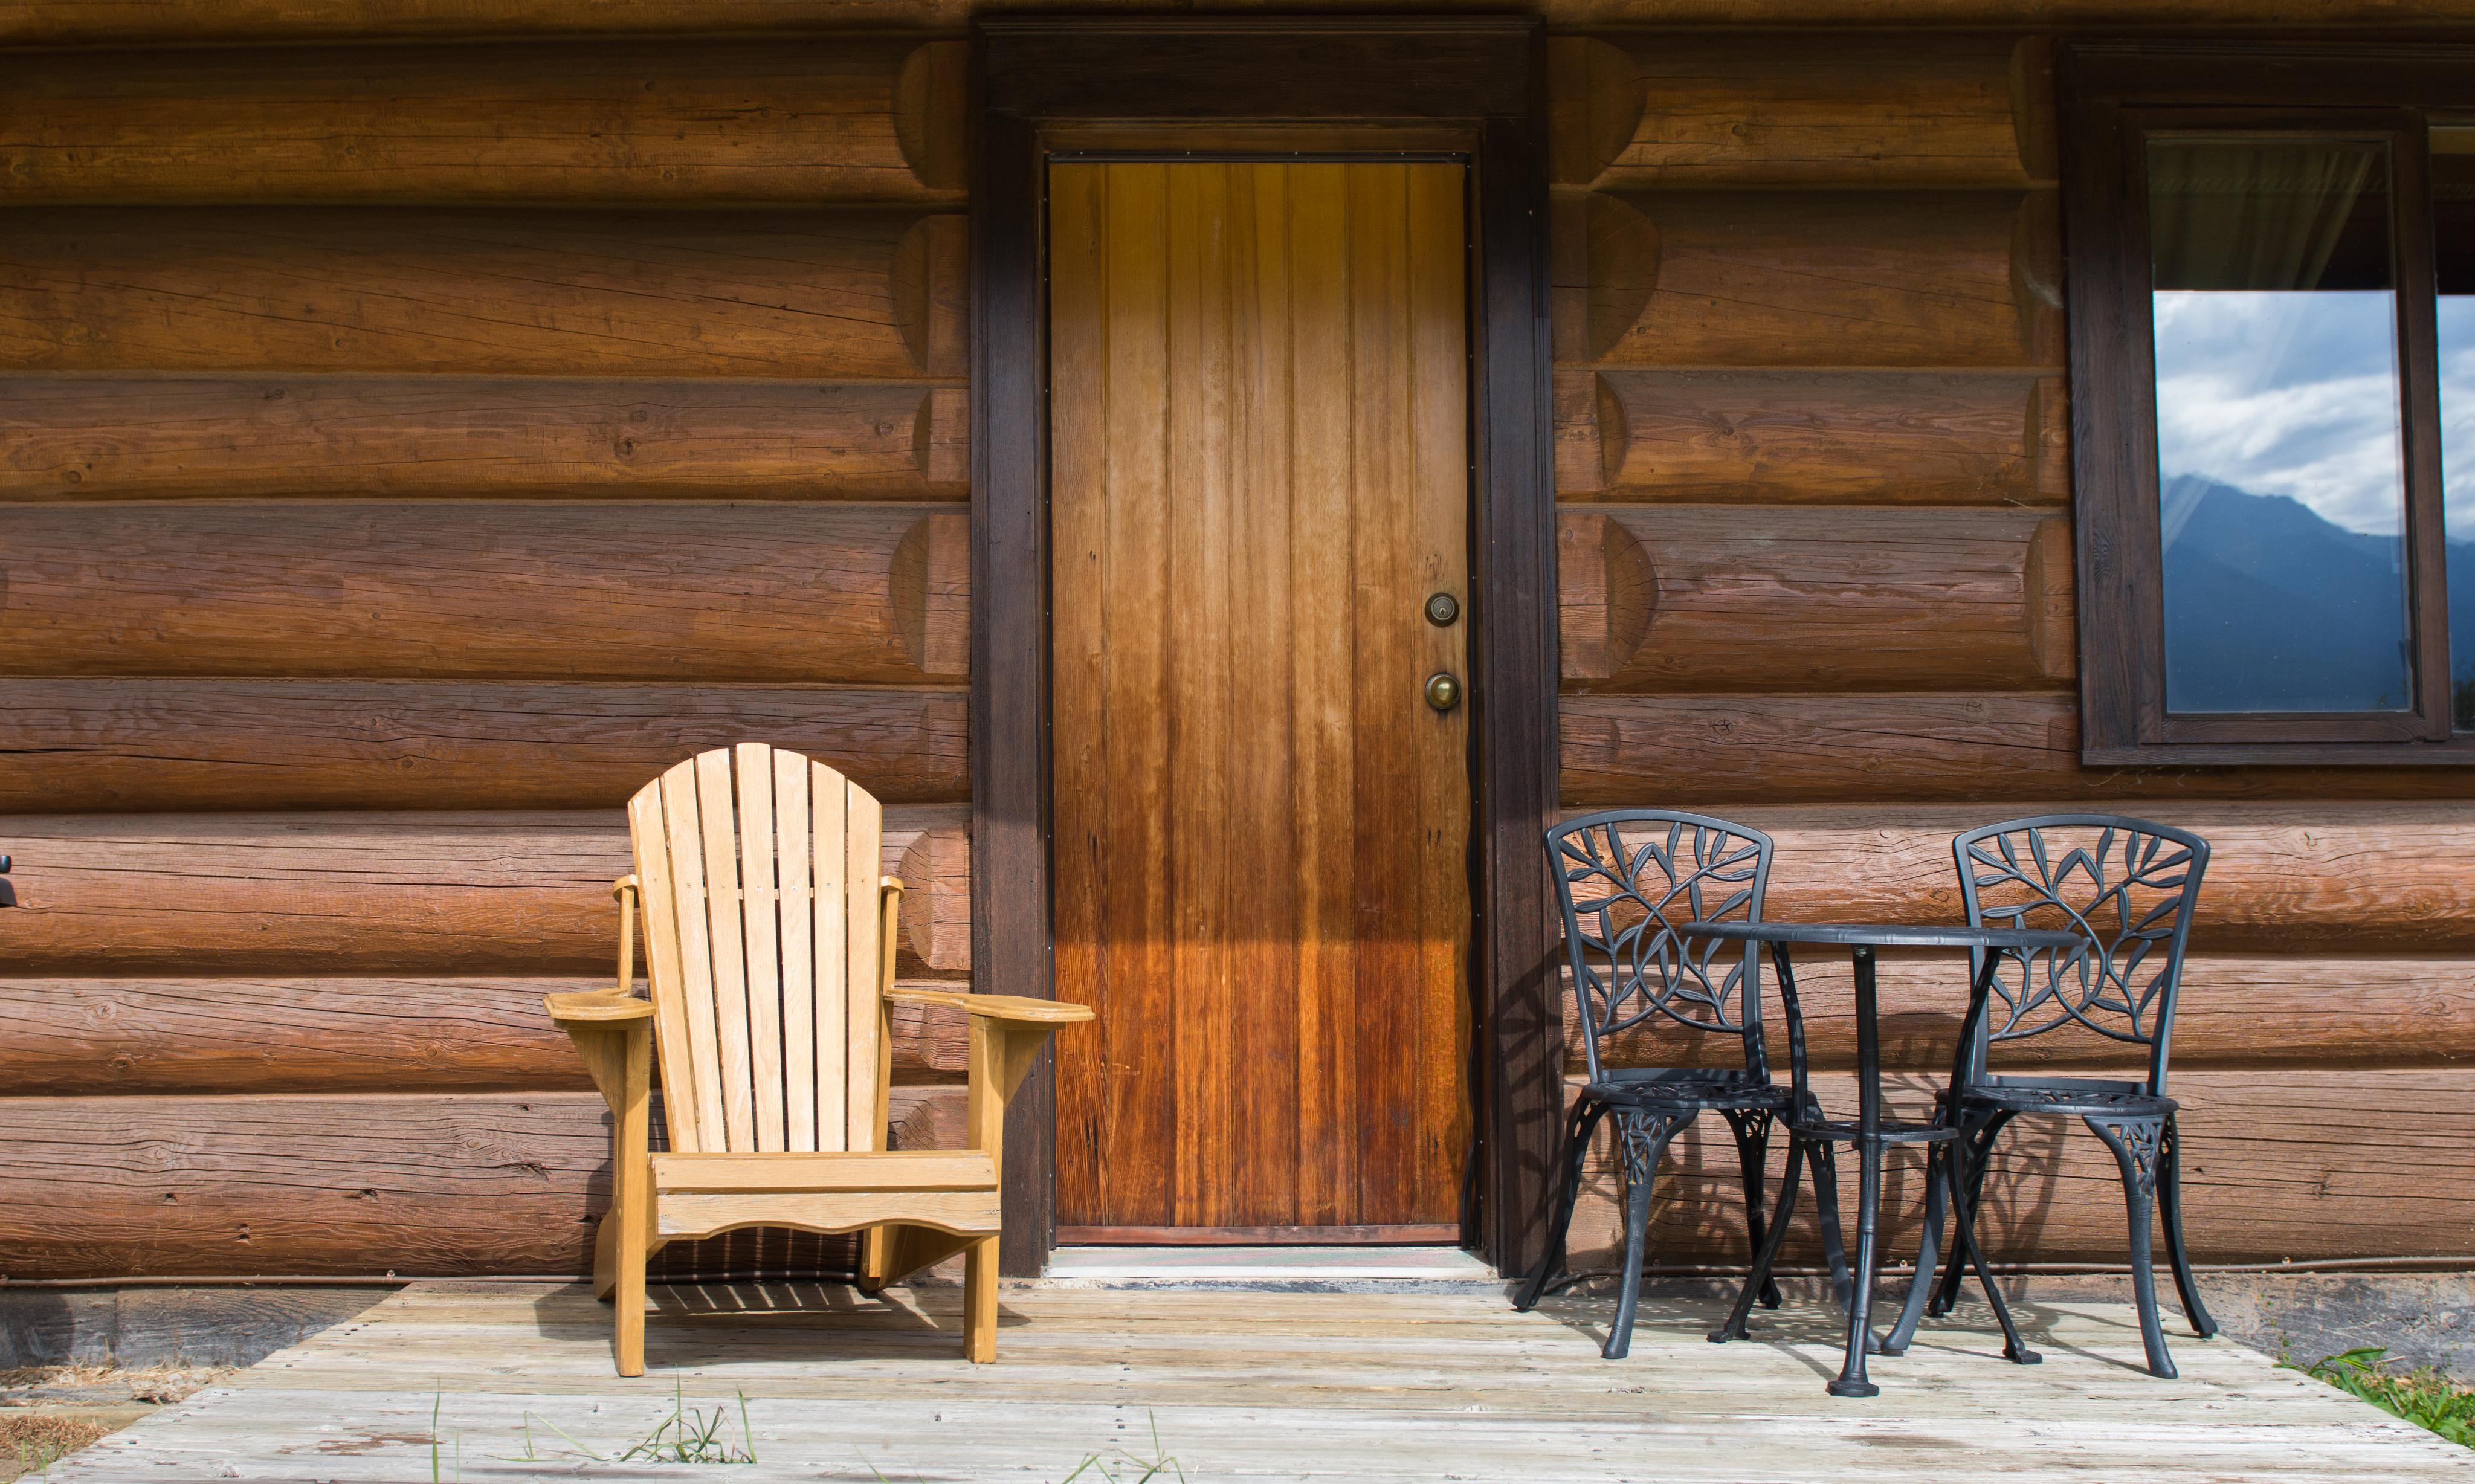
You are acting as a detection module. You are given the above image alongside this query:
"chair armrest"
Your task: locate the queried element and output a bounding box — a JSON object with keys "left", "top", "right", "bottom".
{"left": 884, "top": 985, "right": 1094, "bottom": 1025}
{"left": 545, "top": 989, "right": 654, "bottom": 1027}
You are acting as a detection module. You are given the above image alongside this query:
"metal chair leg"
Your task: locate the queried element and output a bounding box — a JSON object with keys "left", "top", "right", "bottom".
{"left": 1931, "top": 1111, "right": 2007, "bottom": 1318}
{"left": 1515, "top": 1099, "right": 1605, "bottom": 1312}
{"left": 1806, "top": 1130, "right": 1853, "bottom": 1312}
{"left": 1723, "top": 1108, "right": 1784, "bottom": 1310}
{"left": 2157, "top": 1115, "right": 2218, "bottom": 1338}
{"left": 1711, "top": 1137, "right": 1805, "bottom": 1344}
{"left": 1603, "top": 1113, "right": 1676, "bottom": 1360}
{"left": 1879, "top": 1139, "right": 1949, "bottom": 1356}
{"left": 1944, "top": 1131, "right": 2040, "bottom": 1366}
{"left": 2091, "top": 1115, "right": 2177, "bottom": 1379}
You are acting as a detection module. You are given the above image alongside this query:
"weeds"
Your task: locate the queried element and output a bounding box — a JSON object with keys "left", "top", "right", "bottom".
{"left": 2298, "top": 1347, "right": 2475, "bottom": 1448}
{"left": 3, "top": 1416, "right": 111, "bottom": 1483}
{"left": 860, "top": 1411, "right": 1184, "bottom": 1484}
{"left": 495, "top": 1383, "right": 757, "bottom": 1466}
{"left": 1060, "top": 1412, "right": 1187, "bottom": 1484}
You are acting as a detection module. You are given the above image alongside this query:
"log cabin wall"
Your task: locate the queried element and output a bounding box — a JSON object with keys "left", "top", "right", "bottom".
{"left": 0, "top": 13, "right": 2467, "bottom": 1281}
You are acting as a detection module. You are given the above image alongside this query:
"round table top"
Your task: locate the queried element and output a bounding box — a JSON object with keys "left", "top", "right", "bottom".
{"left": 1682, "top": 920, "right": 2086, "bottom": 953}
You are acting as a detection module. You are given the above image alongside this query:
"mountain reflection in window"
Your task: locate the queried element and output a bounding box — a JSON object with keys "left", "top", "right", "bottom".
{"left": 2149, "top": 138, "right": 2413, "bottom": 714}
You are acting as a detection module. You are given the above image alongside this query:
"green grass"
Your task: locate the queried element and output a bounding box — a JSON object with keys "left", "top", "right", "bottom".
{"left": 2299, "top": 1348, "right": 2475, "bottom": 1448}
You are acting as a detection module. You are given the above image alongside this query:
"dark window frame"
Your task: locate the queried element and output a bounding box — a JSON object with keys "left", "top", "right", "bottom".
{"left": 2065, "top": 41, "right": 2475, "bottom": 764}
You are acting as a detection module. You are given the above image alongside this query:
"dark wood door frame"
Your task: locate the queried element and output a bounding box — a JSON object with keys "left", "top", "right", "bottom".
{"left": 971, "top": 16, "right": 1560, "bottom": 1276}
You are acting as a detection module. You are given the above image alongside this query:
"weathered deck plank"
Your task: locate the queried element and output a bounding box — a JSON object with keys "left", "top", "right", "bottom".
{"left": 51, "top": 1281, "right": 2473, "bottom": 1482}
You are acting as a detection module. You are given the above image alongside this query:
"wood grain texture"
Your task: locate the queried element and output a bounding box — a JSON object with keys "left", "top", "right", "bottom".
{"left": 1048, "top": 161, "right": 1471, "bottom": 1231}
{"left": 0, "top": 40, "right": 962, "bottom": 204}
{"left": 0, "top": 1087, "right": 958, "bottom": 1279}
{"left": 11, "top": 2, "right": 2464, "bottom": 44}
{"left": 0, "top": 808, "right": 967, "bottom": 976}
{"left": 1557, "top": 506, "right": 2062, "bottom": 692}
{"left": 1551, "top": 33, "right": 2051, "bottom": 189}
{"left": 1558, "top": 692, "right": 2475, "bottom": 804}
{"left": 0, "top": 680, "right": 966, "bottom": 810}
{"left": 0, "top": 977, "right": 970, "bottom": 1097}
{"left": 1566, "top": 1069, "right": 2475, "bottom": 1265}
{"left": 0, "top": 378, "right": 969, "bottom": 502}
{"left": 0, "top": 208, "right": 964, "bottom": 379}
{"left": 1732, "top": 803, "right": 2475, "bottom": 956}
{"left": 0, "top": 1069, "right": 2456, "bottom": 1279}
{"left": 1569, "top": 954, "right": 2475, "bottom": 1074}
{"left": 1554, "top": 369, "right": 2065, "bottom": 503}
{"left": 0, "top": 503, "right": 959, "bottom": 683}
{"left": 1552, "top": 189, "right": 2061, "bottom": 367}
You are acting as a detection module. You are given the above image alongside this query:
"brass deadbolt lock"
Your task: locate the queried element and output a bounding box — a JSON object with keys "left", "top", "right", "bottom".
{"left": 1425, "top": 672, "right": 1463, "bottom": 712}
{"left": 1425, "top": 592, "right": 1460, "bottom": 627}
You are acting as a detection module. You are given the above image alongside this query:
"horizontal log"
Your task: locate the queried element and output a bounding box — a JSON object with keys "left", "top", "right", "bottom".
{"left": 1566, "top": 1069, "right": 2475, "bottom": 1265}
{"left": 1552, "top": 189, "right": 2060, "bottom": 368}
{"left": 0, "top": 207, "right": 964, "bottom": 379}
{"left": 1549, "top": 34, "right": 2050, "bottom": 189}
{"left": 5, "top": 2, "right": 2459, "bottom": 46}
{"left": 1559, "top": 692, "right": 2475, "bottom": 805}
{"left": 0, "top": 808, "right": 971, "bottom": 976}
{"left": 1567, "top": 954, "right": 2475, "bottom": 1074}
{"left": 0, "top": 978, "right": 972, "bottom": 1096}
{"left": 0, "top": 503, "right": 967, "bottom": 683}
{"left": 0, "top": 680, "right": 967, "bottom": 811}
{"left": 1651, "top": 804, "right": 2475, "bottom": 957}
{"left": 0, "top": 40, "right": 961, "bottom": 205}
{"left": 0, "top": 1087, "right": 961, "bottom": 1279}
{"left": 1554, "top": 369, "right": 2065, "bottom": 504}
{"left": 0, "top": 377, "right": 969, "bottom": 502}
{"left": 1555, "top": 506, "right": 2064, "bottom": 691}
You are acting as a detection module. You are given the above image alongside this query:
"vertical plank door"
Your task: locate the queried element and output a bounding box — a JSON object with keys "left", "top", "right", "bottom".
{"left": 1050, "top": 160, "right": 1473, "bottom": 1237}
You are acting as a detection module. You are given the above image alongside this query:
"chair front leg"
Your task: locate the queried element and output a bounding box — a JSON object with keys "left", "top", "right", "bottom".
{"left": 2156, "top": 1115, "right": 2218, "bottom": 1338}
{"left": 1603, "top": 1111, "right": 1686, "bottom": 1360}
{"left": 1879, "top": 1138, "right": 1949, "bottom": 1356}
{"left": 1515, "top": 1097, "right": 1608, "bottom": 1312}
{"left": 1721, "top": 1108, "right": 1783, "bottom": 1311}
{"left": 2089, "top": 1114, "right": 2177, "bottom": 1379}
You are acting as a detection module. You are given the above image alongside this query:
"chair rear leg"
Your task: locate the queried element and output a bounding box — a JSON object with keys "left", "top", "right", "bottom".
{"left": 1944, "top": 1132, "right": 2039, "bottom": 1366}
{"left": 1603, "top": 1113, "right": 1678, "bottom": 1360}
{"left": 1710, "top": 1138, "right": 1805, "bottom": 1344}
{"left": 2091, "top": 1116, "right": 2175, "bottom": 1379}
{"left": 1806, "top": 1129, "right": 1853, "bottom": 1312}
{"left": 1515, "top": 1100, "right": 1605, "bottom": 1312}
{"left": 2157, "top": 1115, "right": 2218, "bottom": 1338}
{"left": 1931, "top": 1112, "right": 2008, "bottom": 1318}
{"left": 1880, "top": 1140, "right": 1950, "bottom": 1356}
{"left": 964, "top": 1234, "right": 1000, "bottom": 1364}
{"left": 1723, "top": 1109, "right": 1783, "bottom": 1311}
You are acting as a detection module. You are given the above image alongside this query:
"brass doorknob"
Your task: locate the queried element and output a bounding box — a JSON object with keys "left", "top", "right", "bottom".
{"left": 1425, "top": 672, "right": 1462, "bottom": 712}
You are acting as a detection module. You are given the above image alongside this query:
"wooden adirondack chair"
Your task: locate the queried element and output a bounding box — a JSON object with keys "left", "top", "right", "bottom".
{"left": 547, "top": 743, "right": 1091, "bottom": 1375}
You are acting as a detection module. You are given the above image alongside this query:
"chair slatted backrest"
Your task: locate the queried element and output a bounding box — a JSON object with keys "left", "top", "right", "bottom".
{"left": 627, "top": 743, "right": 885, "bottom": 1154}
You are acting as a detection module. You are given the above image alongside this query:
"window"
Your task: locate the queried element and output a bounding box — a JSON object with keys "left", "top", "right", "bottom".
{"left": 2063, "top": 45, "right": 2475, "bottom": 762}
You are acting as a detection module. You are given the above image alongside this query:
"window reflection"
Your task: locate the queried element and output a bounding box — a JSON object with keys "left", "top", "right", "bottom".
{"left": 2432, "top": 130, "right": 2475, "bottom": 728}
{"left": 2149, "top": 138, "right": 2413, "bottom": 714}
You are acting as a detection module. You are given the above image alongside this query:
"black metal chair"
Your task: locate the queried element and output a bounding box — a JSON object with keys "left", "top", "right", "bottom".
{"left": 1515, "top": 810, "right": 1848, "bottom": 1358}
{"left": 1881, "top": 813, "right": 2216, "bottom": 1378}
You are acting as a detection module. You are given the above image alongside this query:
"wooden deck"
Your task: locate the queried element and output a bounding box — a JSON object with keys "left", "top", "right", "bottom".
{"left": 49, "top": 1278, "right": 2475, "bottom": 1482}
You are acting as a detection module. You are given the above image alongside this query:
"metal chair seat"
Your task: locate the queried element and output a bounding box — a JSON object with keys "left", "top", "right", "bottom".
{"left": 1589, "top": 1071, "right": 1792, "bottom": 1113}
{"left": 1789, "top": 1116, "right": 1957, "bottom": 1145}
{"left": 1951, "top": 1079, "right": 2178, "bottom": 1119}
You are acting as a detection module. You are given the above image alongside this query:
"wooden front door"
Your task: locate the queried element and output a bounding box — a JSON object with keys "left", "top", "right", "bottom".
{"left": 1047, "top": 160, "right": 1474, "bottom": 1240}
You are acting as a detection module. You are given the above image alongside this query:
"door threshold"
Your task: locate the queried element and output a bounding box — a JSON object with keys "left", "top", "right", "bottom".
{"left": 1041, "top": 1244, "right": 1499, "bottom": 1289}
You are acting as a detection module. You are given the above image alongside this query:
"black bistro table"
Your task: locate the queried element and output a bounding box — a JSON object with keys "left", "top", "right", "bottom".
{"left": 1683, "top": 920, "right": 2086, "bottom": 1397}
